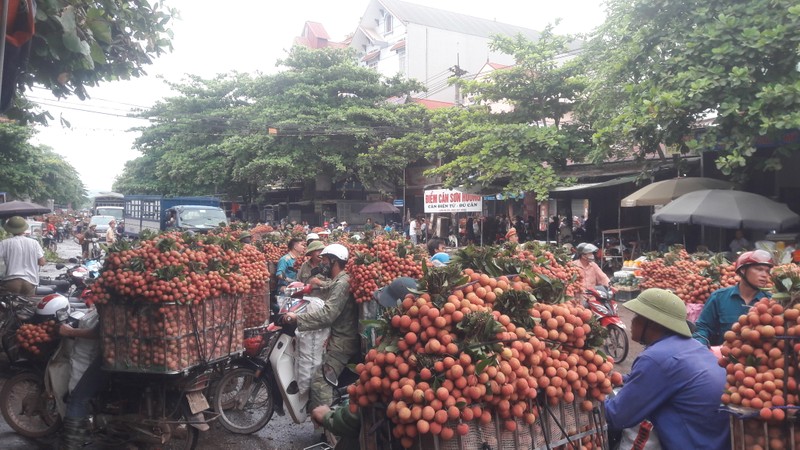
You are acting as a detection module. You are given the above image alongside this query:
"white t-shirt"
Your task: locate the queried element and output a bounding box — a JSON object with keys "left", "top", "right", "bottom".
{"left": 0, "top": 235, "right": 45, "bottom": 285}
{"left": 409, "top": 220, "right": 418, "bottom": 236}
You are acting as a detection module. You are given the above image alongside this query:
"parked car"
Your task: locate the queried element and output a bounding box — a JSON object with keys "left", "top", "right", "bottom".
{"left": 89, "top": 215, "right": 116, "bottom": 240}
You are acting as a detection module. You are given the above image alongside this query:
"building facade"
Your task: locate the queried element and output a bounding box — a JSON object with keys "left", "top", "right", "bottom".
{"left": 350, "top": 0, "right": 540, "bottom": 104}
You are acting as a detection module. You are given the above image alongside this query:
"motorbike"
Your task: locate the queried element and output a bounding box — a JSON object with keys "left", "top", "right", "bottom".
{"left": 0, "top": 297, "right": 213, "bottom": 449}
{"left": 212, "top": 283, "right": 352, "bottom": 435}
{"left": 35, "top": 260, "right": 98, "bottom": 312}
{"left": 585, "top": 285, "right": 629, "bottom": 363}
{"left": 42, "top": 231, "right": 58, "bottom": 253}
{"left": 56, "top": 226, "right": 65, "bottom": 243}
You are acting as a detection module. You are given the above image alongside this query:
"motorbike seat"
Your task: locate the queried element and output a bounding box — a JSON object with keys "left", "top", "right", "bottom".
{"left": 40, "top": 278, "right": 71, "bottom": 291}
{"left": 35, "top": 285, "right": 57, "bottom": 295}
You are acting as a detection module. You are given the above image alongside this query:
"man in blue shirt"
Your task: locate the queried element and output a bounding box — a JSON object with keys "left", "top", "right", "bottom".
{"left": 693, "top": 250, "right": 773, "bottom": 346}
{"left": 276, "top": 237, "right": 305, "bottom": 293}
{"left": 605, "top": 288, "right": 729, "bottom": 450}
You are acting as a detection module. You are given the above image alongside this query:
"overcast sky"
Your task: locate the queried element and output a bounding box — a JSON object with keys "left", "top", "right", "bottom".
{"left": 30, "top": 0, "right": 607, "bottom": 194}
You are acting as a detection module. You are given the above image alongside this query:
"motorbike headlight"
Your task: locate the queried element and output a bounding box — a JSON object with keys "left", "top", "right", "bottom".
{"left": 592, "top": 303, "right": 610, "bottom": 315}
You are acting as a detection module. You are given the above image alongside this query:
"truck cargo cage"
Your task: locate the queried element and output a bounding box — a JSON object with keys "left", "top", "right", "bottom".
{"left": 98, "top": 295, "right": 244, "bottom": 374}
{"left": 726, "top": 405, "right": 800, "bottom": 450}
{"left": 360, "top": 396, "right": 608, "bottom": 450}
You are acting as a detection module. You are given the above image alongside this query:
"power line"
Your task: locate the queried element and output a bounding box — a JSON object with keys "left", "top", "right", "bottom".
{"left": 32, "top": 98, "right": 150, "bottom": 120}
{"left": 30, "top": 86, "right": 154, "bottom": 110}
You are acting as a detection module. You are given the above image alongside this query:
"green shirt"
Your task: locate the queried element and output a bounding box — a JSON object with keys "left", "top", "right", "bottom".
{"left": 297, "top": 271, "right": 359, "bottom": 358}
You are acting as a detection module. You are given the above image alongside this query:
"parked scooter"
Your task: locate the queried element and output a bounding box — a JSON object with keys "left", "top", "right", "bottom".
{"left": 584, "top": 285, "right": 629, "bottom": 363}
{"left": 35, "top": 260, "right": 97, "bottom": 312}
{"left": 0, "top": 294, "right": 211, "bottom": 449}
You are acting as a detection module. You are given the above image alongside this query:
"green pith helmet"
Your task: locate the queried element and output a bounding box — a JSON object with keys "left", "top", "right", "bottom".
{"left": 623, "top": 288, "right": 691, "bottom": 337}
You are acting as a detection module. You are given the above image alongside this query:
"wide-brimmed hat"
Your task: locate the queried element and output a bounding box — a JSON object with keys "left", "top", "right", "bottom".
{"left": 375, "top": 277, "right": 417, "bottom": 308}
{"left": 305, "top": 240, "right": 325, "bottom": 255}
{"left": 3, "top": 216, "right": 28, "bottom": 234}
{"left": 505, "top": 228, "right": 517, "bottom": 239}
{"left": 623, "top": 288, "right": 691, "bottom": 337}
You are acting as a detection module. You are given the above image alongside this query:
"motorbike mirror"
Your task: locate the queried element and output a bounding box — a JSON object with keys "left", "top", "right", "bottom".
{"left": 323, "top": 364, "right": 339, "bottom": 387}
{"left": 56, "top": 264, "right": 65, "bottom": 270}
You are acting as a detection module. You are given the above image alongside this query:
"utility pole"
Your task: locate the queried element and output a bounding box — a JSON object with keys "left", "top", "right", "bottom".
{"left": 450, "top": 54, "right": 468, "bottom": 105}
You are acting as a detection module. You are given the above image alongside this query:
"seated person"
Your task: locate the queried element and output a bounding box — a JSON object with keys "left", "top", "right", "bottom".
{"left": 571, "top": 243, "right": 609, "bottom": 290}
{"left": 729, "top": 229, "right": 751, "bottom": 253}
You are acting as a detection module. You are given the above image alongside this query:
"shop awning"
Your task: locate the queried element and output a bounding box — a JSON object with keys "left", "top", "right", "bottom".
{"left": 550, "top": 176, "right": 638, "bottom": 195}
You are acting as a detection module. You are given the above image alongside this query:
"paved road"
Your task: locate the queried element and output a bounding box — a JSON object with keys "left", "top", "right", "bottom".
{"left": 0, "top": 239, "right": 643, "bottom": 449}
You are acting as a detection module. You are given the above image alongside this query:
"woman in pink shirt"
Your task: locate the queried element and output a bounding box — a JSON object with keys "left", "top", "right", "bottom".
{"left": 572, "top": 243, "right": 609, "bottom": 290}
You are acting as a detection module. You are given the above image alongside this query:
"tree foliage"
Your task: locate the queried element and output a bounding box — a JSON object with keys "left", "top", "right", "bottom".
{"left": 115, "top": 46, "right": 424, "bottom": 199}
{"left": 5, "top": 0, "right": 175, "bottom": 119}
{"left": 364, "top": 31, "right": 592, "bottom": 200}
{"left": 0, "top": 122, "right": 86, "bottom": 205}
{"left": 581, "top": 0, "right": 800, "bottom": 176}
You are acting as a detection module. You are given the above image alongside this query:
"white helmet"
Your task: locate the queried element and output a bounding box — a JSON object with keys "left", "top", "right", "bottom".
{"left": 578, "top": 243, "right": 599, "bottom": 254}
{"left": 321, "top": 243, "right": 349, "bottom": 262}
{"left": 306, "top": 232, "right": 320, "bottom": 241}
{"left": 36, "top": 293, "right": 71, "bottom": 322}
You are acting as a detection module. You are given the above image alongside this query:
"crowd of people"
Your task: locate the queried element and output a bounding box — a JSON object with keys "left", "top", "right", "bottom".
{"left": 0, "top": 208, "right": 791, "bottom": 449}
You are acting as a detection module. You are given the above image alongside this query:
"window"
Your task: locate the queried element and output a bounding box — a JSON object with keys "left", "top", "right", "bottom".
{"left": 368, "top": 58, "right": 379, "bottom": 69}
{"left": 398, "top": 49, "right": 406, "bottom": 73}
{"left": 384, "top": 14, "right": 393, "bottom": 34}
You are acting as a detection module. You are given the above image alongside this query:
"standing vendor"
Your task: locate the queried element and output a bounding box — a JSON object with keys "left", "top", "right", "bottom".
{"left": 276, "top": 238, "right": 305, "bottom": 293}
{"left": 298, "top": 240, "right": 325, "bottom": 284}
{"left": 693, "top": 250, "right": 772, "bottom": 347}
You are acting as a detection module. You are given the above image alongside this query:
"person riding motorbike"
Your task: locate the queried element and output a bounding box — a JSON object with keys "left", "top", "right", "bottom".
{"left": 32, "top": 294, "right": 103, "bottom": 450}
{"left": 81, "top": 224, "right": 99, "bottom": 259}
{"left": 693, "top": 249, "right": 773, "bottom": 347}
{"left": 605, "top": 288, "right": 729, "bottom": 450}
{"left": 283, "top": 243, "right": 359, "bottom": 411}
{"left": 571, "top": 243, "right": 610, "bottom": 290}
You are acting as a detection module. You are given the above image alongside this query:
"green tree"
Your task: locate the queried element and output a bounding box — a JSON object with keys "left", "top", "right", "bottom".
{"left": 582, "top": 0, "right": 800, "bottom": 177}
{"left": 116, "top": 73, "right": 254, "bottom": 198}
{"left": 236, "top": 46, "right": 423, "bottom": 193}
{"left": 0, "top": 122, "right": 86, "bottom": 205}
{"left": 5, "top": 0, "right": 175, "bottom": 119}
{"left": 364, "top": 31, "right": 592, "bottom": 200}
{"left": 117, "top": 46, "right": 424, "bottom": 199}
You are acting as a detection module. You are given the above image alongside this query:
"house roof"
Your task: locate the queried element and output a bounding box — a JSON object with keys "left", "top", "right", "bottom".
{"left": 304, "top": 21, "right": 330, "bottom": 40}
{"left": 487, "top": 62, "right": 511, "bottom": 70}
{"left": 412, "top": 98, "right": 455, "bottom": 109}
{"left": 378, "top": 0, "right": 540, "bottom": 41}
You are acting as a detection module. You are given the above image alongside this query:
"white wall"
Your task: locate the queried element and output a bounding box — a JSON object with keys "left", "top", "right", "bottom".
{"left": 404, "top": 24, "right": 518, "bottom": 104}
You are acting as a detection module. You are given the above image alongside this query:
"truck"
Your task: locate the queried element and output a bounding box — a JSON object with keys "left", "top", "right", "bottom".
{"left": 91, "top": 192, "right": 125, "bottom": 213}
{"left": 123, "top": 196, "right": 228, "bottom": 237}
